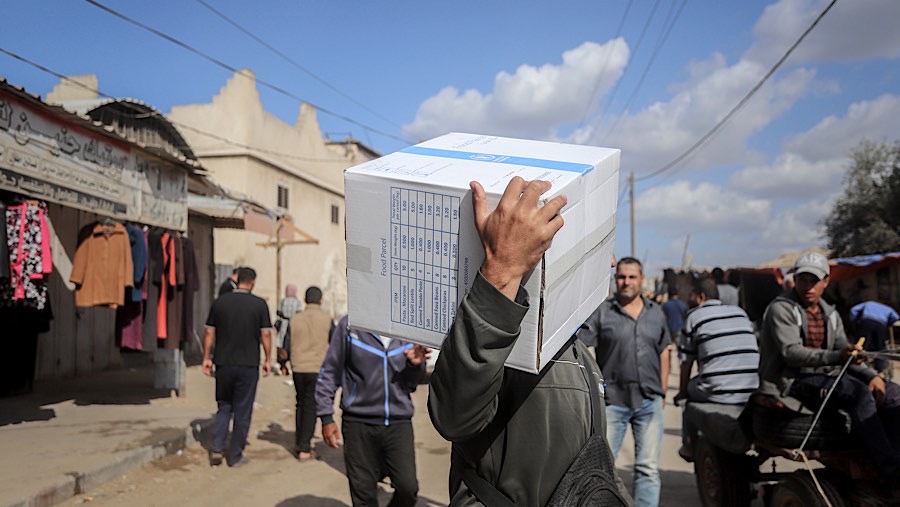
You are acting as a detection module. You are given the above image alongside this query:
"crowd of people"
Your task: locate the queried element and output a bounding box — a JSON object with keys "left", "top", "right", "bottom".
{"left": 199, "top": 177, "right": 899, "bottom": 506}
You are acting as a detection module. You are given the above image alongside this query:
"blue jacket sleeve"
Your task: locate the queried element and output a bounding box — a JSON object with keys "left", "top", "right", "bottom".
{"left": 316, "top": 316, "right": 348, "bottom": 425}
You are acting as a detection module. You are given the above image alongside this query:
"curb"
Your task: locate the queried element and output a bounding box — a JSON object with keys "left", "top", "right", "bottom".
{"left": 4, "top": 419, "right": 213, "bottom": 507}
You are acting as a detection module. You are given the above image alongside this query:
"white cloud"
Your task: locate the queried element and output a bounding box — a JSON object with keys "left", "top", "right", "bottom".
{"left": 596, "top": 58, "right": 816, "bottom": 174}
{"left": 760, "top": 198, "right": 834, "bottom": 249}
{"left": 402, "top": 40, "right": 630, "bottom": 141}
{"left": 635, "top": 181, "right": 771, "bottom": 232}
{"left": 729, "top": 94, "right": 900, "bottom": 198}
{"left": 729, "top": 153, "right": 842, "bottom": 200}
{"left": 786, "top": 94, "right": 900, "bottom": 160}
{"left": 746, "top": 0, "right": 900, "bottom": 66}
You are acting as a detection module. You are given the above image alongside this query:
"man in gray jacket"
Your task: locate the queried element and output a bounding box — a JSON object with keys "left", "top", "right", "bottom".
{"left": 428, "top": 177, "right": 631, "bottom": 506}
{"left": 758, "top": 251, "right": 900, "bottom": 478}
{"left": 316, "top": 317, "right": 428, "bottom": 507}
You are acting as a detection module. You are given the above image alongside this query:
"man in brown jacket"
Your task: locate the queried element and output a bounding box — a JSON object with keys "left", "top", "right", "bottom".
{"left": 289, "top": 286, "right": 334, "bottom": 460}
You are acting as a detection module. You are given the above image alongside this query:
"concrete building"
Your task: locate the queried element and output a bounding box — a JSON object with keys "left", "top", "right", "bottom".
{"left": 169, "top": 70, "right": 379, "bottom": 317}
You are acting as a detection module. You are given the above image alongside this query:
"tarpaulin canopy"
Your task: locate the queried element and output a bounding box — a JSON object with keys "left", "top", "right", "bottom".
{"left": 830, "top": 252, "right": 900, "bottom": 283}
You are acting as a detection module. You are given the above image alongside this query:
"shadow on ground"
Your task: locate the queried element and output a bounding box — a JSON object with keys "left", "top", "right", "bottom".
{"left": 0, "top": 364, "right": 173, "bottom": 426}
{"left": 257, "top": 421, "right": 296, "bottom": 456}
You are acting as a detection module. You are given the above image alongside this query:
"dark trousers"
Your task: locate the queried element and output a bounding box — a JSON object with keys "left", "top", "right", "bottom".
{"left": 293, "top": 372, "right": 318, "bottom": 452}
{"left": 342, "top": 420, "right": 418, "bottom": 507}
{"left": 213, "top": 365, "right": 259, "bottom": 464}
{"left": 790, "top": 373, "right": 900, "bottom": 474}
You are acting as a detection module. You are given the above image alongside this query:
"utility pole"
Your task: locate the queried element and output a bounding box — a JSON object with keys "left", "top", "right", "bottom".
{"left": 629, "top": 171, "right": 635, "bottom": 258}
{"left": 256, "top": 216, "right": 318, "bottom": 309}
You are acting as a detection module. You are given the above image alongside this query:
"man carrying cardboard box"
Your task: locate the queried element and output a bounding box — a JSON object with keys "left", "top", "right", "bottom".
{"left": 428, "top": 177, "right": 631, "bottom": 506}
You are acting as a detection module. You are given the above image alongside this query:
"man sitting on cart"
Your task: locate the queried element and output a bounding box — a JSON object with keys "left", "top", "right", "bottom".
{"left": 674, "top": 274, "right": 759, "bottom": 462}
{"left": 757, "top": 251, "right": 900, "bottom": 479}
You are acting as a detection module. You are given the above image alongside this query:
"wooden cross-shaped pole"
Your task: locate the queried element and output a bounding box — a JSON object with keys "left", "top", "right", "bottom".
{"left": 256, "top": 216, "right": 318, "bottom": 309}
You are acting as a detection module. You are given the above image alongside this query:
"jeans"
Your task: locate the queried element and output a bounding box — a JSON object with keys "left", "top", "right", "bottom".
{"left": 606, "top": 396, "right": 664, "bottom": 507}
{"left": 293, "top": 372, "right": 318, "bottom": 452}
{"left": 342, "top": 420, "right": 418, "bottom": 507}
{"left": 213, "top": 365, "right": 259, "bottom": 465}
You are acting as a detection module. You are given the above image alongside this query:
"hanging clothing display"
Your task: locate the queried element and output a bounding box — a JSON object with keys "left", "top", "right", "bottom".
{"left": 0, "top": 202, "right": 9, "bottom": 279}
{"left": 0, "top": 197, "right": 54, "bottom": 397}
{"left": 125, "top": 222, "right": 148, "bottom": 304}
{"left": 70, "top": 221, "right": 134, "bottom": 307}
{"left": 180, "top": 236, "right": 199, "bottom": 345}
{"left": 114, "top": 222, "right": 149, "bottom": 351}
{"left": 2, "top": 200, "right": 52, "bottom": 310}
{"left": 156, "top": 232, "right": 177, "bottom": 341}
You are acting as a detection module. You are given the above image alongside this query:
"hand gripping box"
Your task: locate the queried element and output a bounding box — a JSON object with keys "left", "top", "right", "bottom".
{"left": 344, "top": 133, "right": 619, "bottom": 373}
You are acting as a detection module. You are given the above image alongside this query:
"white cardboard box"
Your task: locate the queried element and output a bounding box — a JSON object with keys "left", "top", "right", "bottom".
{"left": 344, "top": 133, "right": 619, "bottom": 373}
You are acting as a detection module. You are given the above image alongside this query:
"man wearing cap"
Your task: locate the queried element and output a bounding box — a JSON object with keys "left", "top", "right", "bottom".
{"left": 758, "top": 251, "right": 900, "bottom": 478}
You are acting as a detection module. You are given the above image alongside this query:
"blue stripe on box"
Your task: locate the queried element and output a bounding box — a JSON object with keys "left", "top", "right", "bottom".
{"left": 401, "top": 146, "right": 593, "bottom": 174}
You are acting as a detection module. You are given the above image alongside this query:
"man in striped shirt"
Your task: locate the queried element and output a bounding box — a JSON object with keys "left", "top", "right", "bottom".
{"left": 675, "top": 275, "right": 759, "bottom": 461}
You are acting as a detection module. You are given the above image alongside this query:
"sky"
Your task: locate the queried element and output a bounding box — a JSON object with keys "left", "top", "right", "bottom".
{"left": 2, "top": 0, "right": 900, "bottom": 276}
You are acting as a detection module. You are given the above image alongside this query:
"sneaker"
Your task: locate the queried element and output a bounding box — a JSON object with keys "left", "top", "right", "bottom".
{"left": 678, "top": 445, "right": 694, "bottom": 463}
{"left": 209, "top": 451, "right": 224, "bottom": 466}
{"left": 230, "top": 456, "right": 250, "bottom": 468}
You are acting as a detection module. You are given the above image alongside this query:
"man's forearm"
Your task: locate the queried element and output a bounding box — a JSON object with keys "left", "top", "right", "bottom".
{"left": 202, "top": 327, "right": 215, "bottom": 361}
{"left": 660, "top": 347, "right": 671, "bottom": 393}
{"left": 261, "top": 330, "right": 272, "bottom": 363}
{"left": 679, "top": 360, "right": 692, "bottom": 393}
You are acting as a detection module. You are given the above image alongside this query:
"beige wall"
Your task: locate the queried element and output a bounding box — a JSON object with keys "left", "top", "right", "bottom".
{"left": 169, "top": 70, "right": 377, "bottom": 318}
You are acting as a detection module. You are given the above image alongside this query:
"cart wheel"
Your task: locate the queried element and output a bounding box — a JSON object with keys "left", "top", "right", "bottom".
{"left": 769, "top": 472, "right": 847, "bottom": 507}
{"left": 694, "top": 437, "right": 752, "bottom": 507}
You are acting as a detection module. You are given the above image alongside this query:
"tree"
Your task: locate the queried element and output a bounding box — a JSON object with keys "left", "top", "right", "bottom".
{"left": 824, "top": 140, "right": 900, "bottom": 257}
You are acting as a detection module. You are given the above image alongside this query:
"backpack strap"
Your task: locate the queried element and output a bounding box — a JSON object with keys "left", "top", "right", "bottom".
{"left": 461, "top": 467, "right": 516, "bottom": 507}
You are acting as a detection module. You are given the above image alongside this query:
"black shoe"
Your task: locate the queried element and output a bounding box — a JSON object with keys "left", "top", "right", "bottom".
{"left": 678, "top": 445, "right": 694, "bottom": 463}
{"left": 209, "top": 451, "right": 224, "bottom": 467}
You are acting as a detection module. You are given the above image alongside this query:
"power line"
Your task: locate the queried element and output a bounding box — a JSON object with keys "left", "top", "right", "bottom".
{"left": 194, "top": 0, "right": 402, "bottom": 130}
{"left": 636, "top": 0, "right": 839, "bottom": 183}
{"left": 578, "top": 0, "right": 634, "bottom": 128}
{"left": 81, "top": 0, "right": 409, "bottom": 145}
{"left": 601, "top": 0, "right": 687, "bottom": 140}
{"left": 595, "top": 0, "right": 663, "bottom": 125}
{"left": 0, "top": 47, "right": 358, "bottom": 165}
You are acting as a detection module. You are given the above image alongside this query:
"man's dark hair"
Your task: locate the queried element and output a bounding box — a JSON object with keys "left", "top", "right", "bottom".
{"left": 691, "top": 275, "right": 719, "bottom": 300}
{"left": 667, "top": 284, "right": 679, "bottom": 297}
{"left": 616, "top": 256, "right": 643, "bottom": 274}
{"left": 236, "top": 267, "right": 256, "bottom": 284}
{"left": 711, "top": 267, "right": 725, "bottom": 283}
{"left": 232, "top": 267, "right": 240, "bottom": 275}
{"left": 305, "top": 286, "right": 323, "bottom": 304}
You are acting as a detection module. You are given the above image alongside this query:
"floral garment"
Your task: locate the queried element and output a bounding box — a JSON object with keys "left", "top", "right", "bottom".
{"left": 1, "top": 201, "right": 52, "bottom": 309}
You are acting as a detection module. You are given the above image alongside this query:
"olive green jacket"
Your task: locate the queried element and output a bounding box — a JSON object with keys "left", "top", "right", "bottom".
{"left": 428, "top": 272, "right": 631, "bottom": 506}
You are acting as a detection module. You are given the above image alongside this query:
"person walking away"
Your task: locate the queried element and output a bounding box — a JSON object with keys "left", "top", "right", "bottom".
{"left": 577, "top": 256, "right": 670, "bottom": 507}
{"left": 662, "top": 284, "right": 688, "bottom": 348}
{"left": 275, "top": 283, "right": 303, "bottom": 375}
{"left": 674, "top": 275, "right": 758, "bottom": 461}
{"left": 758, "top": 251, "right": 900, "bottom": 479}
{"left": 202, "top": 266, "right": 272, "bottom": 467}
{"left": 289, "top": 286, "right": 333, "bottom": 461}
{"left": 429, "top": 178, "right": 631, "bottom": 506}
{"left": 711, "top": 267, "right": 739, "bottom": 307}
{"left": 316, "top": 316, "right": 428, "bottom": 507}
{"left": 217, "top": 267, "right": 239, "bottom": 297}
